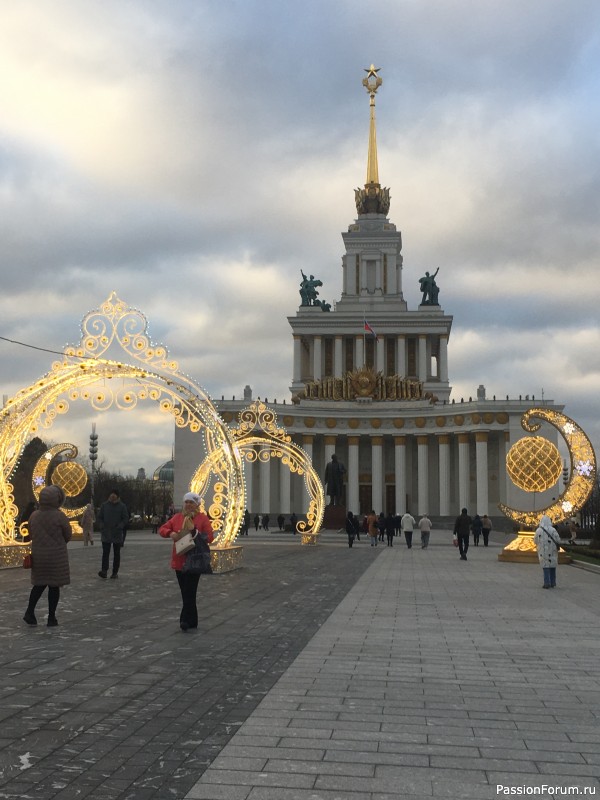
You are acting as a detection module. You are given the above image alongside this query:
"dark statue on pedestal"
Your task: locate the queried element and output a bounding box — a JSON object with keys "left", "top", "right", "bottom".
{"left": 324, "top": 454, "right": 346, "bottom": 506}
{"left": 419, "top": 268, "right": 440, "bottom": 305}
{"left": 299, "top": 270, "right": 331, "bottom": 312}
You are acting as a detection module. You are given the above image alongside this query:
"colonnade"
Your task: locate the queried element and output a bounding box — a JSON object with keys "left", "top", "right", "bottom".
{"left": 243, "top": 429, "right": 509, "bottom": 518}
{"left": 293, "top": 333, "right": 448, "bottom": 384}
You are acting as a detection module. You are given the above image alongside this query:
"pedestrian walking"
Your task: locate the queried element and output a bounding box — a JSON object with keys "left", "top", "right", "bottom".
{"left": 534, "top": 515, "right": 561, "bottom": 589}
{"left": 277, "top": 514, "right": 285, "bottom": 531}
{"left": 471, "top": 514, "right": 483, "bottom": 546}
{"left": 367, "top": 510, "right": 378, "bottom": 546}
{"left": 81, "top": 502, "right": 95, "bottom": 546}
{"left": 290, "top": 513, "right": 298, "bottom": 534}
{"left": 418, "top": 513, "right": 432, "bottom": 549}
{"left": 377, "top": 512, "right": 386, "bottom": 542}
{"left": 243, "top": 509, "right": 251, "bottom": 536}
{"left": 262, "top": 514, "right": 270, "bottom": 532}
{"left": 454, "top": 508, "right": 472, "bottom": 561}
{"left": 23, "top": 485, "right": 71, "bottom": 627}
{"left": 159, "top": 492, "right": 214, "bottom": 630}
{"left": 97, "top": 489, "right": 129, "bottom": 579}
{"left": 253, "top": 513, "right": 260, "bottom": 531}
{"left": 385, "top": 513, "right": 395, "bottom": 546}
{"left": 346, "top": 511, "right": 357, "bottom": 548}
{"left": 401, "top": 511, "right": 416, "bottom": 549}
{"left": 481, "top": 514, "right": 492, "bottom": 546}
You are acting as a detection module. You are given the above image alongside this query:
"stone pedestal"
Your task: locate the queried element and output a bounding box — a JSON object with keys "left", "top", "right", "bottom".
{"left": 210, "top": 545, "right": 243, "bottom": 573}
{"left": 0, "top": 544, "right": 30, "bottom": 569}
{"left": 322, "top": 505, "right": 347, "bottom": 530}
{"left": 498, "top": 531, "right": 571, "bottom": 564}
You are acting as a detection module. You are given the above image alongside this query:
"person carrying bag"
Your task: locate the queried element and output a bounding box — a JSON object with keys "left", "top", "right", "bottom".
{"left": 159, "top": 492, "right": 214, "bottom": 631}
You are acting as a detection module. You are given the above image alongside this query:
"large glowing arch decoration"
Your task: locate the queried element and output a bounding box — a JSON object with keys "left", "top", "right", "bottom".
{"left": 0, "top": 294, "right": 245, "bottom": 562}
{"left": 190, "top": 401, "right": 325, "bottom": 545}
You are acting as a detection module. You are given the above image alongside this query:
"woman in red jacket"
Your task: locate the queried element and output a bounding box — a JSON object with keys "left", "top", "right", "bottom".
{"left": 159, "top": 492, "right": 214, "bottom": 631}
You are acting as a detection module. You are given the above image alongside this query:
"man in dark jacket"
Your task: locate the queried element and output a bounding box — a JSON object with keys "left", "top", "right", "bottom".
{"left": 98, "top": 489, "right": 129, "bottom": 579}
{"left": 454, "top": 508, "right": 472, "bottom": 561}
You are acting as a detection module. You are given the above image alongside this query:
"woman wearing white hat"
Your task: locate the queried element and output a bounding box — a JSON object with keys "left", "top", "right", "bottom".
{"left": 159, "top": 492, "right": 214, "bottom": 630}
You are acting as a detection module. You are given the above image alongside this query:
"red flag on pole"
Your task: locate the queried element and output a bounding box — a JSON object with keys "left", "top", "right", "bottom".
{"left": 364, "top": 320, "right": 378, "bottom": 340}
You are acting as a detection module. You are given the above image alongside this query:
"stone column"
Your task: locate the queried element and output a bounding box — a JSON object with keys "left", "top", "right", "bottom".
{"left": 279, "top": 458, "right": 291, "bottom": 515}
{"left": 418, "top": 335, "right": 427, "bottom": 381}
{"left": 371, "top": 436, "right": 384, "bottom": 513}
{"left": 396, "top": 335, "right": 406, "bottom": 377}
{"left": 260, "top": 456, "right": 270, "bottom": 515}
{"left": 417, "top": 435, "right": 429, "bottom": 515}
{"left": 347, "top": 436, "right": 360, "bottom": 514}
{"left": 475, "top": 432, "right": 489, "bottom": 515}
{"left": 458, "top": 433, "right": 470, "bottom": 512}
{"left": 293, "top": 335, "right": 302, "bottom": 383}
{"left": 438, "top": 434, "right": 451, "bottom": 516}
{"left": 334, "top": 336, "right": 343, "bottom": 379}
{"left": 503, "top": 431, "right": 511, "bottom": 506}
{"left": 313, "top": 336, "right": 322, "bottom": 381}
{"left": 394, "top": 435, "right": 406, "bottom": 515}
{"left": 355, "top": 335, "right": 364, "bottom": 370}
{"left": 439, "top": 335, "right": 448, "bottom": 383}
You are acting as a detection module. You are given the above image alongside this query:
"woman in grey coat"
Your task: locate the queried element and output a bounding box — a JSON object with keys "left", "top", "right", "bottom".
{"left": 23, "top": 485, "right": 72, "bottom": 626}
{"left": 534, "top": 514, "right": 562, "bottom": 589}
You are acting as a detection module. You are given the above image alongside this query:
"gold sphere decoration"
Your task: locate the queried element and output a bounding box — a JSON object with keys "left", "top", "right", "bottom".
{"left": 52, "top": 461, "right": 88, "bottom": 497}
{"left": 506, "top": 436, "right": 562, "bottom": 493}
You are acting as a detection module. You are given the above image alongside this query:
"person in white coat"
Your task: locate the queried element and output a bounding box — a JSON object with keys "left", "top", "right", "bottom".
{"left": 401, "top": 511, "right": 416, "bottom": 549}
{"left": 534, "top": 515, "right": 562, "bottom": 589}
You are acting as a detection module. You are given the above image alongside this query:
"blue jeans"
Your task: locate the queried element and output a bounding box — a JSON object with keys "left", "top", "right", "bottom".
{"left": 543, "top": 567, "right": 556, "bottom": 587}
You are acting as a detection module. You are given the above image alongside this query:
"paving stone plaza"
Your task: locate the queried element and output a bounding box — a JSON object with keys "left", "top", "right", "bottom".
{"left": 1, "top": 529, "right": 599, "bottom": 799}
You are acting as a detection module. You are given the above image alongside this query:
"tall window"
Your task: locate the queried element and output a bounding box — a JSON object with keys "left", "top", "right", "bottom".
{"left": 365, "top": 337, "right": 375, "bottom": 369}
{"left": 383, "top": 254, "right": 388, "bottom": 294}
{"left": 366, "top": 260, "right": 376, "bottom": 294}
{"left": 324, "top": 338, "right": 333, "bottom": 376}
{"left": 355, "top": 255, "right": 360, "bottom": 295}
{"left": 386, "top": 337, "right": 395, "bottom": 376}
{"left": 407, "top": 338, "right": 417, "bottom": 377}
{"left": 345, "top": 338, "right": 354, "bottom": 373}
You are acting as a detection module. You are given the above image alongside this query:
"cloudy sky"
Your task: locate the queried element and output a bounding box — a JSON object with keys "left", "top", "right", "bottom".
{"left": 1, "top": 0, "right": 599, "bottom": 476}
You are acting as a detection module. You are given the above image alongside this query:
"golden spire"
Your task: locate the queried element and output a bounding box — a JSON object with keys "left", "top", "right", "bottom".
{"left": 355, "top": 65, "right": 390, "bottom": 216}
{"left": 363, "top": 64, "right": 382, "bottom": 184}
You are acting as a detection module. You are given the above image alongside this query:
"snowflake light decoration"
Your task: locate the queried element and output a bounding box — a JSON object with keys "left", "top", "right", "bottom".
{"left": 562, "top": 500, "right": 573, "bottom": 513}
{"left": 563, "top": 422, "right": 575, "bottom": 435}
{"left": 576, "top": 460, "right": 593, "bottom": 477}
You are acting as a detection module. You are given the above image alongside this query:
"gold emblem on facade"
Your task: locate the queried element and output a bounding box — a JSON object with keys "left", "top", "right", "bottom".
{"left": 302, "top": 367, "right": 424, "bottom": 402}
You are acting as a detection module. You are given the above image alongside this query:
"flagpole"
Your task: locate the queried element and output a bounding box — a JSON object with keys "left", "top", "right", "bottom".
{"left": 363, "top": 315, "right": 366, "bottom": 367}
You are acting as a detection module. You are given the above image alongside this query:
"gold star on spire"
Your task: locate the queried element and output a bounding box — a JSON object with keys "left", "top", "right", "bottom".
{"left": 364, "top": 64, "right": 381, "bottom": 79}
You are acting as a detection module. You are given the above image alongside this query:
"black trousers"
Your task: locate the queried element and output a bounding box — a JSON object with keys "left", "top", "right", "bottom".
{"left": 101, "top": 542, "right": 121, "bottom": 575}
{"left": 404, "top": 531, "right": 413, "bottom": 548}
{"left": 458, "top": 533, "right": 469, "bottom": 557}
{"left": 27, "top": 585, "right": 60, "bottom": 617}
{"left": 175, "top": 570, "right": 200, "bottom": 627}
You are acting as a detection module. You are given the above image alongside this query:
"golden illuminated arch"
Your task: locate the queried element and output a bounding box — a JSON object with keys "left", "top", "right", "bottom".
{"left": 0, "top": 293, "right": 244, "bottom": 548}
{"left": 190, "top": 401, "right": 325, "bottom": 544}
